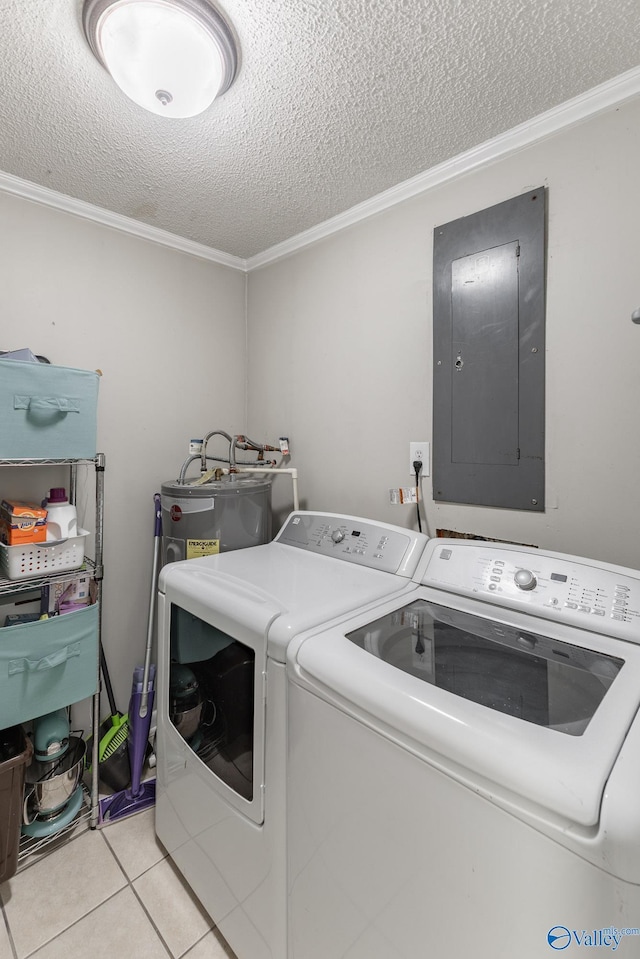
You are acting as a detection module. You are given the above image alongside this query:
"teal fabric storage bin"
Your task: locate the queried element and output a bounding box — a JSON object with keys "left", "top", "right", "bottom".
{"left": 0, "top": 359, "right": 99, "bottom": 459}
{"left": 0, "top": 603, "right": 98, "bottom": 728}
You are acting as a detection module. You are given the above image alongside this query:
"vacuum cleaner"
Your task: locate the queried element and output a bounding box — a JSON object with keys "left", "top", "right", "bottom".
{"left": 99, "top": 494, "right": 162, "bottom": 823}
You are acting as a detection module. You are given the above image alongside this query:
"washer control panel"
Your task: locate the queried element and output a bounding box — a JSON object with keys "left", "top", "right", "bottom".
{"left": 422, "top": 540, "right": 640, "bottom": 643}
{"left": 276, "top": 512, "right": 424, "bottom": 576}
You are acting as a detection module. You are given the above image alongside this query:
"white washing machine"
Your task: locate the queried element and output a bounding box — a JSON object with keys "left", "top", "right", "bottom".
{"left": 287, "top": 538, "right": 640, "bottom": 959}
{"left": 155, "top": 511, "right": 427, "bottom": 959}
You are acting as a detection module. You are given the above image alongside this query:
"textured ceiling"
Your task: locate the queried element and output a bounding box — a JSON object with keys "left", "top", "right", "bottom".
{"left": 0, "top": 0, "right": 639, "bottom": 259}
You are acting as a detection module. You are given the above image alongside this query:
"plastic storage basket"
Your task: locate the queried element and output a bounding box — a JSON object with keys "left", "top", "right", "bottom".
{"left": 0, "top": 530, "right": 89, "bottom": 581}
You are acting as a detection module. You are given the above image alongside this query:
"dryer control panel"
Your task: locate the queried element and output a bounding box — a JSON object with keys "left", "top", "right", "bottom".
{"left": 420, "top": 539, "right": 640, "bottom": 643}
{"left": 276, "top": 512, "right": 426, "bottom": 577}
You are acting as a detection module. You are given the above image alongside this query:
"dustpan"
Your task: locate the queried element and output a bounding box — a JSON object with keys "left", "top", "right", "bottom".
{"left": 86, "top": 645, "right": 130, "bottom": 792}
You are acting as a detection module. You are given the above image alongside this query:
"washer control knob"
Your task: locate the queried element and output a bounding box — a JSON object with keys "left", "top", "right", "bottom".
{"left": 514, "top": 568, "right": 537, "bottom": 591}
{"left": 331, "top": 529, "right": 345, "bottom": 544}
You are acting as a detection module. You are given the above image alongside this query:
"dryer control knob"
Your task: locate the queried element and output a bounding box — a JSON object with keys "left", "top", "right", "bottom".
{"left": 331, "top": 529, "right": 345, "bottom": 543}
{"left": 514, "top": 568, "right": 537, "bottom": 591}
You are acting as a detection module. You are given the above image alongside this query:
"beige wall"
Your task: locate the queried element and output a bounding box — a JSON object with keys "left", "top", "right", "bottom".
{"left": 247, "top": 96, "right": 640, "bottom": 569}
{"left": 0, "top": 193, "right": 247, "bottom": 711}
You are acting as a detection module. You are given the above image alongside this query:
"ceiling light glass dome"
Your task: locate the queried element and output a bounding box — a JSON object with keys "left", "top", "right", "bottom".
{"left": 83, "top": 0, "right": 238, "bottom": 119}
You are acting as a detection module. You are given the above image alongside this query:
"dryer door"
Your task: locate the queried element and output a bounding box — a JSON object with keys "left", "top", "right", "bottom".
{"left": 159, "top": 566, "right": 283, "bottom": 825}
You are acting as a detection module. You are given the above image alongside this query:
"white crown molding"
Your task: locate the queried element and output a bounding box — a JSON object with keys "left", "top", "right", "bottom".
{"left": 1, "top": 67, "right": 638, "bottom": 274}
{"left": 246, "top": 65, "right": 640, "bottom": 272}
{"left": 0, "top": 170, "right": 247, "bottom": 272}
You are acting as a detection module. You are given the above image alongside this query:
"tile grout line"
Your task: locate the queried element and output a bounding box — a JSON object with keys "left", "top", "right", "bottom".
{"left": 16, "top": 828, "right": 122, "bottom": 959}
{"left": 13, "top": 818, "right": 91, "bottom": 878}
{"left": 5, "top": 814, "right": 221, "bottom": 959}
{"left": 128, "top": 882, "right": 174, "bottom": 959}
{"left": 101, "top": 820, "right": 223, "bottom": 957}
{"left": 1, "top": 822, "right": 98, "bottom": 959}
{"left": 101, "top": 825, "right": 175, "bottom": 958}
{"left": 22, "top": 887, "right": 129, "bottom": 959}
{"left": 15, "top": 829, "right": 179, "bottom": 959}
{"left": 1, "top": 896, "right": 19, "bottom": 959}
{"left": 7, "top": 822, "right": 174, "bottom": 959}
{"left": 187, "top": 926, "right": 235, "bottom": 959}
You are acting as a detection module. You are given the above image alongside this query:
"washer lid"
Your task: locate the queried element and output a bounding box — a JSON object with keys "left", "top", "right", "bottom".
{"left": 290, "top": 586, "right": 640, "bottom": 827}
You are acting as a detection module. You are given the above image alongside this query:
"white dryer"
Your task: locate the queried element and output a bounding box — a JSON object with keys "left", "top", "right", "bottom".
{"left": 155, "top": 511, "right": 427, "bottom": 959}
{"left": 287, "top": 538, "right": 640, "bottom": 959}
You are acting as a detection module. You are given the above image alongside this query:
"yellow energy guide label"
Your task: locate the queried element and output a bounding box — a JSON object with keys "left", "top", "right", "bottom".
{"left": 186, "top": 539, "right": 220, "bottom": 559}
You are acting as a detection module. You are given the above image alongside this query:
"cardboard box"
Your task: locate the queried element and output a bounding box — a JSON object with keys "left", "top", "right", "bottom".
{"left": 44, "top": 575, "right": 92, "bottom": 614}
{"left": 0, "top": 500, "right": 47, "bottom": 545}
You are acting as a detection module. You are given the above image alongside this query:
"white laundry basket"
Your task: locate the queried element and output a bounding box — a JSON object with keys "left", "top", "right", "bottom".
{"left": 0, "top": 530, "right": 89, "bottom": 580}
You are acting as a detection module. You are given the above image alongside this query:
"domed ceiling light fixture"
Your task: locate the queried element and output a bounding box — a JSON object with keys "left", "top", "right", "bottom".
{"left": 82, "top": 0, "right": 238, "bottom": 118}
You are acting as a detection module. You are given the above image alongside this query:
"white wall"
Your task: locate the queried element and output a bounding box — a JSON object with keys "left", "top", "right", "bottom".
{"left": 247, "top": 96, "right": 640, "bottom": 569}
{"left": 0, "top": 193, "right": 247, "bottom": 712}
{"left": 2, "top": 93, "right": 638, "bottom": 726}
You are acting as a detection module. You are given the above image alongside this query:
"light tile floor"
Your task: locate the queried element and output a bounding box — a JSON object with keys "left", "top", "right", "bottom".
{"left": 0, "top": 808, "right": 238, "bottom": 959}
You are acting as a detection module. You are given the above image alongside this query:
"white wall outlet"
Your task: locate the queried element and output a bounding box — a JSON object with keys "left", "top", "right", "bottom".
{"left": 410, "top": 441, "right": 430, "bottom": 476}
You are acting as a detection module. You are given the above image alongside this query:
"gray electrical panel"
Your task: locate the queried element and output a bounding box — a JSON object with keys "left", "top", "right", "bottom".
{"left": 433, "top": 188, "right": 546, "bottom": 511}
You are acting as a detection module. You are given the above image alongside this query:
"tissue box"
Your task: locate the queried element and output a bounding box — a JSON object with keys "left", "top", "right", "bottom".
{"left": 0, "top": 500, "right": 48, "bottom": 545}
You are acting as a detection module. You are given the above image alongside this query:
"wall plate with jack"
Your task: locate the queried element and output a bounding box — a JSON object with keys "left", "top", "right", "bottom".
{"left": 410, "top": 442, "right": 429, "bottom": 476}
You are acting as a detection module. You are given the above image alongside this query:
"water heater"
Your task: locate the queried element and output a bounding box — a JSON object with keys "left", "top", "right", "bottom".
{"left": 160, "top": 475, "right": 272, "bottom": 565}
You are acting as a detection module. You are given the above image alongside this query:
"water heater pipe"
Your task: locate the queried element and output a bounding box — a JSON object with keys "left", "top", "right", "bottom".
{"left": 230, "top": 466, "right": 299, "bottom": 512}
{"left": 201, "top": 429, "right": 233, "bottom": 471}
{"left": 178, "top": 453, "right": 264, "bottom": 484}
